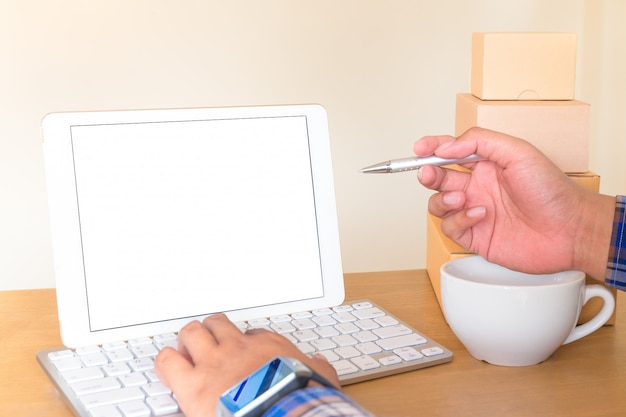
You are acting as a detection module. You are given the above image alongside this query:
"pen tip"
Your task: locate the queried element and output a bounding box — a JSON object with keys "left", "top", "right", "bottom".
{"left": 360, "top": 164, "right": 388, "bottom": 173}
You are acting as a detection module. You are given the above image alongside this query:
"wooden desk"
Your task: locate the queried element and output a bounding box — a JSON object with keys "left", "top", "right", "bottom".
{"left": 1, "top": 270, "right": 625, "bottom": 417}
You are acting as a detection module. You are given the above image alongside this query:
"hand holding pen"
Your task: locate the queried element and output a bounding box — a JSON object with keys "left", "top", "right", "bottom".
{"left": 391, "top": 128, "right": 614, "bottom": 281}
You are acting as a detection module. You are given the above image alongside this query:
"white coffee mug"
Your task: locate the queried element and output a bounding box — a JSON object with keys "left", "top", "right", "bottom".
{"left": 440, "top": 256, "right": 615, "bottom": 366}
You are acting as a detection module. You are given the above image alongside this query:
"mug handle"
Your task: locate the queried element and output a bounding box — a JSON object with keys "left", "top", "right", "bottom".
{"left": 563, "top": 284, "right": 615, "bottom": 345}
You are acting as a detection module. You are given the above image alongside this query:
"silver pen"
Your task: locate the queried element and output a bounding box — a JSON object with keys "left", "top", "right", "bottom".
{"left": 360, "top": 154, "right": 484, "bottom": 173}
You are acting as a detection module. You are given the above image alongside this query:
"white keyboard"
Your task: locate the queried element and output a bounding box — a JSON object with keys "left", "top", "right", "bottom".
{"left": 37, "top": 300, "right": 453, "bottom": 417}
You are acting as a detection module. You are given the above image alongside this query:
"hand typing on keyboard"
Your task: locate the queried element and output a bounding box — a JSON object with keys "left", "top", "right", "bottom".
{"left": 155, "top": 313, "right": 341, "bottom": 417}
{"left": 38, "top": 300, "right": 451, "bottom": 416}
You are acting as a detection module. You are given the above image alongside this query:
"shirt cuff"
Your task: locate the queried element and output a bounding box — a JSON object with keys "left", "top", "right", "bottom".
{"left": 263, "top": 386, "right": 373, "bottom": 417}
{"left": 605, "top": 195, "right": 626, "bottom": 290}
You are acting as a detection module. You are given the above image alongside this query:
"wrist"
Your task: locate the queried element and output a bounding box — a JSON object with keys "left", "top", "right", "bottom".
{"left": 574, "top": 192, "right": 615, "bottom": 281}
{"left": 216, "top": 357, "right": 337, "bottom": 417}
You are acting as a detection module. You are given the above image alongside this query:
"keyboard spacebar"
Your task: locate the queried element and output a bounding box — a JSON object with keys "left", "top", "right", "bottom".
{"left": 376, "top": 334, "right": 427, "bottom": 350}
{"left": 80, "top": 387, "right": 144, "bottom": 409}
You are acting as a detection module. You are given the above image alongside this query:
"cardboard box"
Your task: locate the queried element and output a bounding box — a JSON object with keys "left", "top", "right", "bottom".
{"left": 426, "top": 171, "right": 617, "bottom": 325}
{"left": 471, "top": 32, "right": 577, "bottom": 100}
{"left": 455, "top": 93, "right": 590, "bottom": 173}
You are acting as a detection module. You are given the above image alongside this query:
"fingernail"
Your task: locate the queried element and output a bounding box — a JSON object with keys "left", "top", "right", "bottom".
{"left": 417, "top": 167, "right": 423, "bottom": 181}
{"left": 313, "top": 353, "right": 329, "bottom": 362}
{"left": 443, "top": 192, "right": 460, "bottom": 206}
{"left": 435, "top": 140, "right": 454, "bottom": 153}
{"left": 466, "top": 206, "right": 486, "bottom": 218}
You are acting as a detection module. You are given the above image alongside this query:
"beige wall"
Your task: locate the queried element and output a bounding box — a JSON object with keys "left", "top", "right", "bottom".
{"left": 2, "top": 0, "right": 622, "bottom": 290}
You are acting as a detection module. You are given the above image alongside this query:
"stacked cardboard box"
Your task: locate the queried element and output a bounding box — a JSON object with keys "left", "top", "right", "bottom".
{"left": 426, "top": 32, "right": 617, "bottom": 324}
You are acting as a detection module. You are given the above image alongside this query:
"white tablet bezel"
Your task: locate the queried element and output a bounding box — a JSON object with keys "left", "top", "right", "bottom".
{"left": 42, "top": 104, "right": 344, "bottom": 348}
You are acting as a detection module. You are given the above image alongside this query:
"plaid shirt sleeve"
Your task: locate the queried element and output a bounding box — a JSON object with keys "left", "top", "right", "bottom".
{"left": 263, "top": 387, "right": 374, "bottom": 417}
{"left": 605, "top": 195, "right": 626, "bottom": 291}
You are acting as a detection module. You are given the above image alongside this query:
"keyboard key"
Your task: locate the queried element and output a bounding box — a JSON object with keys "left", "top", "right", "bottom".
{"left": 312, "top": 308, "right": 334, "bottom": 316}
{"left": 315, "top": 350, "right": 340, "bottom": 362}
{"left": 355, "top": 342, "right": 382, "bottom": 355}
{"left": 291, "top": 318, "right": 316, "bottom": 330}
{"left": 128, "top": 337, "right": 153, "bottom": 347}
{"left": 102, "top": 341, "right": 128, "bottom": 352}
{"left": 314, "top": 326, "right": 339, "bottom": 338}
{"left": 351, "top": 355, "right": 381, "bottom": 371}
{"left": 379, "top": 355, "right": 403, "bottom": 366}
{"left": 312, "top": 315, "right": 337, "bottom": 327}
{"left": 155, "top": 339, "right": 178, "bottom": 351}
{"left": 53, "top": 356, "right": 83, "bottom": 372}
{"left": 233, "top": 322, "right": 248, "bottom": 332}
{"left": 332, "top": 312, "right": 357, "bottom": 323}
{"left": 270, "top": 322, "right": 296, "bottom": 334}
{"left": 89, "top": 405, "right": 123, "bottom": 417}
{"left": 310, "top": 338, "right": 337, "bottom": 351}
{"left": 394, "top": 347, "right": 424, "bottom": 361}
{"left": 80, "top": 387, "right": 145, "bottom": 409}
{"left": 332, "top": 305, "right": 353, "bottom": 313}
{"left": 72, "top": 377, "right": 121, "bottom": 396}
{"left": 269, "top": 314, "right": 291, "bottom": 323}
{"left": 142, "top": 382, "right": 171, "bottom": 397}
{"left": 80, "top": 352, "right": 109, "bottom": 367}
{"left": 332, "top": 334, "right": 357, "bottom": 347}
{"left": 248, "top": 318, "right": 271, "bottom": 327}
{"left": 353, "top": 330, "right": 378, "bottom": 343}
{"left": 106, "top": 348, "right": 134, "bottom": 363}
{"left": 118, "top": 399, "right": 151, "bottom": 417}
{"left": 296, "top": 342, "right": 315, "bottom": 354}
{"left": 48, "top": 349, "right": 74, "bottom": 361}
{"left": 146, "top": 394, "right": 179, "bottom": 415}
{"left": 335, "top": 322, "right": 359, "bottom": 334}
{"left": 332, "top": 360, "right": 359, "bottom": 376}
{"left": 352, "top": 307, "right": 385, "bottom": 320}
{"left": 292, "top": 330, "right": 318, "bottom": 342}
{"left": 335, "top": 346, "right": 361, "bottom": 359}
{"left": 103, "top": 362, "right": 131, "bottom": 377}
{"left": 352, "top": 301, "right": 373, "bottom": 310}
{"left": 61, "top": 366, "right": 104, "bottom": 384}
{"left": 376, "top": 333, "right": 427, "bottom": 350}
{"left": 421, "top": 346, "right": 445, "bottom": 357}
{"left": 355, "top": 319, "right": 380, "bottom": 331}
{"left": 153, "top": 333, "right": 177, "bottom": 343}
{"left": 120, "top": 372, "right": 148, "bottom": 387}
{"left": 374, "top": 315, "right": 399, "bottom": 327}
{"left": 129, "top": 358, "right": 154, "bottom": 372}
{"left": 131, "top": 344, "right": 158, "bottom": 358}
{"left": 144, "top": 370, "right": 160, "bottom": 383}
{"left": 76, "top": 346, "right": 101, "bottom": 356}
{"left": 291, "top": 311, "right": 313, "bottom": 320}
{"left": 373, "top": 324, "right": 412, "bottom": 339}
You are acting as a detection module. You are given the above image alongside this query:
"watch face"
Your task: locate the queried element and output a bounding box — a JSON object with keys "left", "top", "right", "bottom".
{"left": 220, "top": 357, "right": 295, "bottom": 415}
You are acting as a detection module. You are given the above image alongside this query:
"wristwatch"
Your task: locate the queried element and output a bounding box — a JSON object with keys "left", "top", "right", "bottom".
{"left": 217, "top": 356, "right": 336, "bottom": 417}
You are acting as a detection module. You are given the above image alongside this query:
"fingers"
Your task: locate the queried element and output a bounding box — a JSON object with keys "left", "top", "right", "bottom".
{"left": 427, "top": 191, "right": 465, "bottom": 218}
{"left": 201, "top": 313, "right": 246, "bottom": 345}
{"left": 414, "top": 127, "right": 541, "bottom": 168}
{"left": 438, "top": 206, "right": 487, "bottom": 250}
{"left": 309, "top": 354, "right": 341, "bottom": 385}
{"left": 155, "top": 346, "right": 195, "bottom": 392}
{"left": 176, "top": 320, "right": 218, "bottom": 363}
{"left": 437, "top": 127, "right": 541, "bottom": 167}
{"left": 417, "top": 164, "right": 471, "bottom": 192}
{"left": 173, "top": 314, "right": 243, "bottom": 366}
{"left": 413, "top": 135, "right": 455, "bottom": 157}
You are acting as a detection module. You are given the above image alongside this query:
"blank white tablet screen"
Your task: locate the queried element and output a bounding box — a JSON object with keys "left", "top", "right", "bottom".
{"left": 70, "top": 115, "right": 323, "bottom": 331}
